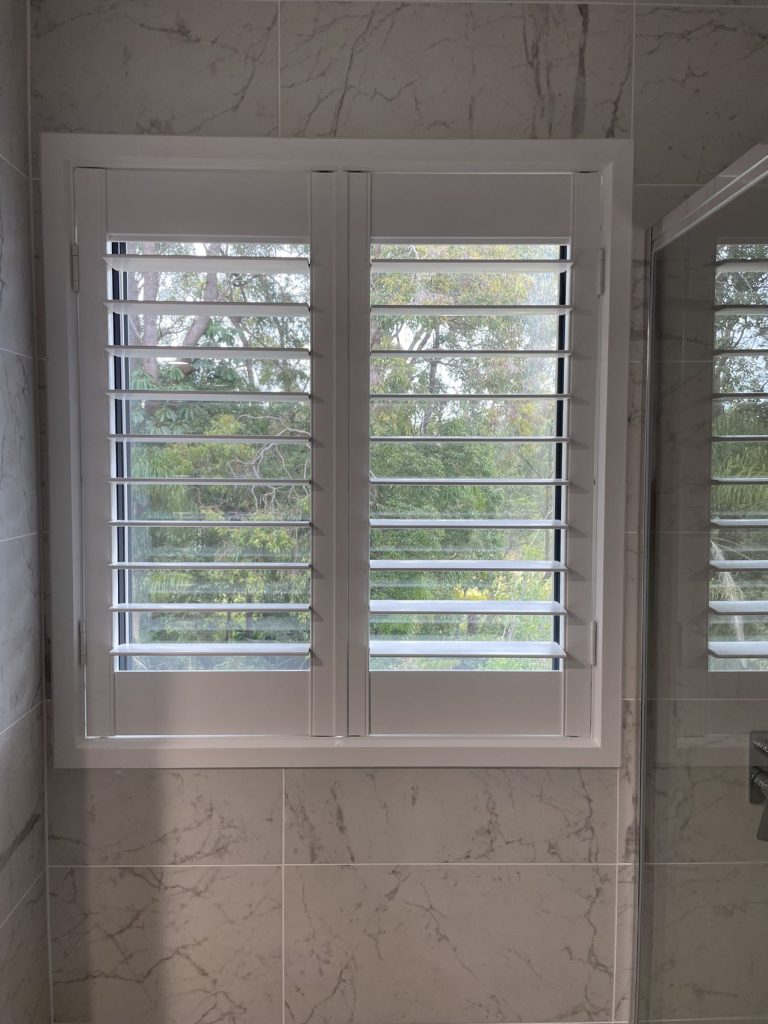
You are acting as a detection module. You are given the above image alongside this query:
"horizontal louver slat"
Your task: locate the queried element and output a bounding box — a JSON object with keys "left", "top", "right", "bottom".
{"left": 370, "top": 259, "right": 572, "bottom": 274}
{"left": 371, "top": 304, "right": 569, "bottom": 316}
{"left": 104, "top": 254, "right": 310, "bottom": 274}
{"left": 370, "top": 518, "right": 566, "bottom": 529}
{"left": 371, "top": 600, "right": 565, "bottom": 614}
{"left": 107, "top": 300, "right": 309, "bottom": 316}
{"left": 112, "top": 642, "right": 310, "bottom": 656}
{"left": 369, "top": 640, "right": 565, "bottom": 658}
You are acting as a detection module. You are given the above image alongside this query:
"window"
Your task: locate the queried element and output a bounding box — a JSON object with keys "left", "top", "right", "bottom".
{"left": 43, "top": 137, "right": 631, "bottom": 767}
{"left": 709, "top": 244, "right": 768, "bottom": 671}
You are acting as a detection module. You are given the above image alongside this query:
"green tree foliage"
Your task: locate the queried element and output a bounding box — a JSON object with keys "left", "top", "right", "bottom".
{"left": 116, "top": 240, "right": 566, "bottom": 672}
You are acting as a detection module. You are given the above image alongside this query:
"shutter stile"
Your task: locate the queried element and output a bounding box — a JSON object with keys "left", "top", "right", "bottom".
{"left": 108, "top": 240, "right": 313, "bottom": 675}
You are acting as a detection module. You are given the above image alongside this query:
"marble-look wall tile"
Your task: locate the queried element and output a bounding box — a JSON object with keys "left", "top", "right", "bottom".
{"left": 649, "top": 766, "right": 768, "bottom": 864}
{"left": 623, "top": 535, "right": 642, "bottom": 697}
{"left": 619, "top": 700, "right": 639, "bottom": 863}
{"left": 31, "top": 0, "right": 279, "bottom": 161}
{"left": 625, "top": 363, "right": 646, "bottom": 538}
{"left": 629, "top": 228, "right": 649, "bottom": 365}
{"left": 285, "top": 863, "right": 616, "bottom": 1024}
{"left": 633, "top": 184, "right": 700, "bottom": 231}
{"left": 0, "top": 0, "right": 28, "bottom": 174}
{"left": 646, "top": 863, "right": 768, "bottom": 1021}
{"left": 0, "top": 160, "right": 32, "bottom": 359}
{"left": 0, "top": 706, "right": 44, "bottom": 927}
{"left": 281, "top": 3, "right": 633, "bottom": 140}
{"left": 647, "top": 698, "right": 768, "bottom": 768}
{"left": 48, "top": 766, "right": 282, "bottom": 866}
{"left": 0, "top": 874, "right": 49, "bottom": 1024}
{"left": 50, "top": 865, "right": 282, "bottom": 1024}
{"left": 635, "top": 7, "right": 768, "bottom": 186}
{"left": 0, "top": 534, "right": 40, "bottom": 734}
{"left": 285, "top": 767, "right": 616, "bottom": 864}
{"left": 0, "top": 350, "right": 37, "bottom": 543}
{"left": 613, "top": 864, "right": 636, "bottom": 1024}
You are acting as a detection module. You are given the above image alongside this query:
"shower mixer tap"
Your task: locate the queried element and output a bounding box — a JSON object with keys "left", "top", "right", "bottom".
{"left": 749, "top": 732, "right": 768, "bottom": 842}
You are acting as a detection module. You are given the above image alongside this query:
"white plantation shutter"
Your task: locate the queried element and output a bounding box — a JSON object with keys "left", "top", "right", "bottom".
{"left": 45, "top": 139, "right": 629, "bottom": 765}
{"left": 709, "top": 245, "right": 768, "bottom": 671}
{"left": 76, "top": 167, "right": 325, "bottom": 736}
{"left": 348, "top": 172, "right": 603, "bottom": 737}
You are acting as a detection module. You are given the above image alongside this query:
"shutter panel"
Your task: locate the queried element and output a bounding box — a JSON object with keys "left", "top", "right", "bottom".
{"left": 357, "top": 173, "right": 601, "bottom": 738}
{"left": 709, "top": 245, "right": 768, "bottom": 671}
{"left": 76, "top": 168, "right": 316, "bottom": 737}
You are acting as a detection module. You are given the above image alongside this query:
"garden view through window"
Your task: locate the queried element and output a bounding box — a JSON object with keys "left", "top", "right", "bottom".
{"left": 110, "top": 239, "right": 571, "bottom": 676}
{"left": 109, "top": 240, "right": 314, "bottom": 674}
{"left": 367, "top": 243, "right": 570, "bottom": 672}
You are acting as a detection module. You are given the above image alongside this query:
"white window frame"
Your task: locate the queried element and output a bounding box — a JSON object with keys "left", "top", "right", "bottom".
{"left": 42, "top": 134, "right": 632, "bottom": 768}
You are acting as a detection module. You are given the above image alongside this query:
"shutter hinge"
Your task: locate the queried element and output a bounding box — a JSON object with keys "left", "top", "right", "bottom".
{"left": 70, "top": 244, "right": 80, "bottom": 293}
{"left": 78, "top": 620, "right": 87, "bottom": 667}
{"left": 596, "top": 248, "right": 605, "bottom": 297}
{"left": 589, "top": 620, "right": 598, "bottom": 667}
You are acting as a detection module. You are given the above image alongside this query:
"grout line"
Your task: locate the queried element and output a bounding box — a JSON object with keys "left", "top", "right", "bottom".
{"left": 47, "top": 860, "right": 635, "bottom": 869}
{"left": 269, "top": 0, "right": 768, "bottom": 6}
{"left": 281, "top": 767, "right": 286, "bottom": 1024}
{"left": 42, "top": 691, "right": 54, "bottom": 1024}
{"left": 0, "top": 700, "right": 44, "bottom": 742}
{"left": 646, "top": 860, "right": 768, "bottom": 866}
{"left": 641, "top": 1018, "right": 768, "bottom": 1023}
{"left": 0, "top": 867, "right": 46, "bottom": 935}
{"left": 0, "top": 150, "right": 29, "bottom": 180}
{"left": 611, "top": 757, "right": 622, "bottom": 1024}
{"left": 277, "top": 0, "right": 282, "bottom": 138}
{"left": 629, "top": 0, "right": 637, "bottom": 142}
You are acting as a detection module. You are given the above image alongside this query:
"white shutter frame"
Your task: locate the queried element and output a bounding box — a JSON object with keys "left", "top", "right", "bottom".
{"left": 43, "top": 134, "right": 631, "bottom": 768}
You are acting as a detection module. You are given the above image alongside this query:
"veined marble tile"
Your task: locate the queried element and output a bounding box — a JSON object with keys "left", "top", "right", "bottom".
{"left": 648, "top": 766, "right": 768, "bottom": 864}
{"left": 647, "top": 698, "right": 768, "bottom": 769}
{"left": 635, "top": 7, "right": 768, "bottom": 185}
{"left": 285, "top": 863, "right": 616, "bottom": 1024}
{"left": 0, "top": 160, "right": 33, "bottom": 359}
{"left": 50, "top": 865, "right": 282, "bottom": 1024}
{"left": 613, "top": 864, "right": 636, "bottom": 1024}
{"left": 0, "top": 534, "right": 41, "bottom": 734}
{"left": 647, "top": 531, "right": 710, "bottom": 700}
{"left": 646, "top": 863, "right": 768, "bottom": 1020}
{"left": 48, "top": 766, "right": 282, "bottom": 866}
{"left": 285, "top": 767, "right": 617, "bottom": 864}
{"left": 281, "top": 3, "right": 633, "bottom": 139}
{"left": 31, "top": 0, "right": 279, "bottom": 161}
{"left": 619, "top": 699, "right": 639, "bottom": 863}
{"left": 0, "top": 706, "right": 44, "bottom": 927}
{"left": 0, "top": 873, "right": 49, "bottom": 1024}
{"left": 625, "top": 363, "right": 646, "bottom": 538}
{"left": 633, "top": 184, "right": 699, "bottom": 232}
{"left": 0, "top": 350, "right": 37, "bottom": 543}
{"left": 622, "top": 532, "right": 642, "bottom": 696}
{"left": 0, "top": 0, "right": 28, "bottom": 174}
{"left": 629, "top": 227, "right": 649, "bottom": 365}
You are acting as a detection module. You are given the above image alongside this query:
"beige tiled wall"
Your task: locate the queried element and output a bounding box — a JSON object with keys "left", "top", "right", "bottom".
{"left": 0, "top": 0, "right": 49, "bottom": 1020}
{"left": 28, "top": 0, "right": 768, "bottom": 1020}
